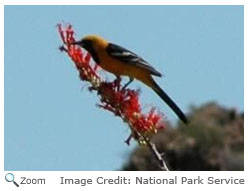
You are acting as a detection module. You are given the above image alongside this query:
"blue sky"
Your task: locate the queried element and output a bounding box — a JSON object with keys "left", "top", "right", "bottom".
{"left": 4, "top": 5, "right": 243, "bottom": 170}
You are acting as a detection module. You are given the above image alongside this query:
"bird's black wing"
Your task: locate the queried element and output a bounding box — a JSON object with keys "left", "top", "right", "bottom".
{"left": 106, "top": 43, "right": 162, "bottom": 77}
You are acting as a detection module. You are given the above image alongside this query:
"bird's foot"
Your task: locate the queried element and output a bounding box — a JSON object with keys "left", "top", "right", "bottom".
{"left": 114, "top": 76, "right": 122, "bottom": 91}
{"left": 122, "top": 78, "right": 134, "bottom": 91}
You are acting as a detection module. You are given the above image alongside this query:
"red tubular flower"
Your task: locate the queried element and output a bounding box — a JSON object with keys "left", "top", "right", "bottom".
{"left": 58, "top": 24, "right": 164, "bottom": 144}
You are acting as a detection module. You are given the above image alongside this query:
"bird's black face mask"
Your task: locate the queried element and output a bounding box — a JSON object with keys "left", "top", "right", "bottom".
{"left": 71, "top": 39, "right": 91, "bottom": 51}
{"left": 71, "top": 39, "right": 100, "bottom": 64}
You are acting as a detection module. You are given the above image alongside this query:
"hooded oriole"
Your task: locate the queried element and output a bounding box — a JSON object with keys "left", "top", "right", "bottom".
{"left": 72, "top": 35, "right": 189, "bottom": 124}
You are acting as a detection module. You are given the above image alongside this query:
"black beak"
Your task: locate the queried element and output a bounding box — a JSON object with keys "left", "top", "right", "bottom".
{"left": 70, "top": 40, "right": 83, "bottom": 46}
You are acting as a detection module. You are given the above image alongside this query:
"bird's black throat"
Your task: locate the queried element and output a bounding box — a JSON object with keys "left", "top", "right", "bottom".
{"left": 82, "top": 40, "right": 100, "bottom": 64}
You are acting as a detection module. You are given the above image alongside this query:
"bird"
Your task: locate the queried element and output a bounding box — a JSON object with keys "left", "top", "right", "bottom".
{"left": 71, "top": 35, "right": 189, "bottom": 124}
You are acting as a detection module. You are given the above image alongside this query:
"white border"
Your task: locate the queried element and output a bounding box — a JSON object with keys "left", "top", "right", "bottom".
{"left": 1, "top": 1, "right": 248, "bottom": 191}
{"left": 1, "top": 0, "right": 247, "bottom": 5}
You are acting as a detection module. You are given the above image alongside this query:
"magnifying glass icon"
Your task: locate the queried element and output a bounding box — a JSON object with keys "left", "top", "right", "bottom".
{"left": 5, "top": 173, "right": 19, "bottom": 187}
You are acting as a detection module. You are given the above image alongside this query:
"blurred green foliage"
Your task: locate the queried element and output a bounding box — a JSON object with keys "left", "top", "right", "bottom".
{"left": 122, "top": 102, "right": 244, "bottom": 171}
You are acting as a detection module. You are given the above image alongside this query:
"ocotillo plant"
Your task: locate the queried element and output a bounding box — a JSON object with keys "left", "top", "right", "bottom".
{"left": 58, "top": 24, "right": 170, "bottom": 170}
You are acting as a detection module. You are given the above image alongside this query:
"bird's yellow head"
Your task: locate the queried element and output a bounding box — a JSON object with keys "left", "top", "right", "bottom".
{"left": 72, "top": 35, "right": 107, "bottom": 51}
{"left": 82, "top": 35, "right": 106, "bottom": 44}
{"left": 72, "top": 35, "right": 108, "bottom": 64}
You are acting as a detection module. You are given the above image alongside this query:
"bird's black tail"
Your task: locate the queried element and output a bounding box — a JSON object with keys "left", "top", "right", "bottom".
{"left": 150, "top": 79, "right": 189, "bottom": 124}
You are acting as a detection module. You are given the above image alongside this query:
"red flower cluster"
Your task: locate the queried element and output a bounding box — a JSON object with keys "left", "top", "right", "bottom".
{"left": 58, "top": 24, "right": 164, "bottom": 144}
